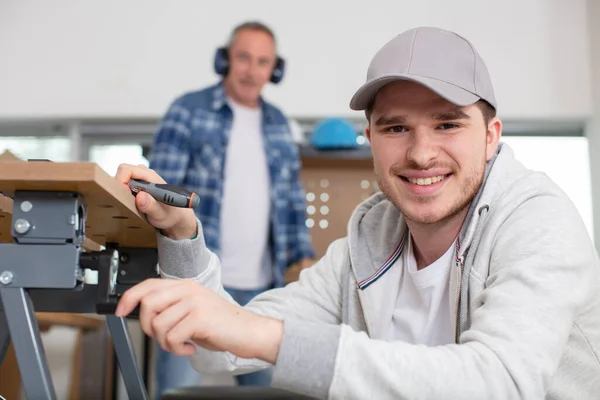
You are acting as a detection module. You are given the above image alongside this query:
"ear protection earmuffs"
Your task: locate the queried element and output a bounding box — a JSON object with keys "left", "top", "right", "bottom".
{"left": 213, "top": 46, "right": 286, "bottom": 84}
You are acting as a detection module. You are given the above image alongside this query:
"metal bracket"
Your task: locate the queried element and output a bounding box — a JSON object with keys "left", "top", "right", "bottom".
{"left": 11, "top": 191, "right": 86, "bottom": 245}
{"left": 0, "top": 244, "right": 81, "bottom": 288}
{"left": 0, "top": 191, "right": 85, "bottom": 290}
{"left": 81, "top": 246, "right": 158, "bottom": 317}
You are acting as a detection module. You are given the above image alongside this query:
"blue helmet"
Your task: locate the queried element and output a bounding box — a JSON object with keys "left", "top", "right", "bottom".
{"left": 310, "top": 118, "right": 359, "bottom": 150}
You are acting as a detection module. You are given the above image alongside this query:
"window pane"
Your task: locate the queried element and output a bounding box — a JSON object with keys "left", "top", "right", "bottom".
{"left": 88, "top": 144, "right": 149, "bottom": 177}
{"left": 0, "top": 136, "right": 71, "bottom": 161}
{"left": 501, "top": 136, "right": 594, "bottom": 242}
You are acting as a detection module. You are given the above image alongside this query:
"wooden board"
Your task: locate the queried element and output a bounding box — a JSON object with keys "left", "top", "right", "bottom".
{"left": 0, "top": 161, "right": 157, "bottom": 248}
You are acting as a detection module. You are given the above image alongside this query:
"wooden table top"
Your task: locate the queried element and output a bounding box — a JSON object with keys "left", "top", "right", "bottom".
{"left": 0, "top": 161, "right": 157, "bottom": 248}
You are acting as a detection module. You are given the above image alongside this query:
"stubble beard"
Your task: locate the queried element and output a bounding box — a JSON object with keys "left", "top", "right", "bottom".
{"left": 375, "top": 158, "right": 486, "bottom": 226}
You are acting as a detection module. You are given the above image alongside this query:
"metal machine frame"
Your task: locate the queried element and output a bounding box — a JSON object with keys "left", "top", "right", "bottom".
{"left": 0, "top": 190, "right": 158, "bottom": 400}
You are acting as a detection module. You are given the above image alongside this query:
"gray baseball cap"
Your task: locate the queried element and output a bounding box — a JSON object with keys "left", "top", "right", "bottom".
{"left": 349, "top": 27, "right": 497, "bottom": 111}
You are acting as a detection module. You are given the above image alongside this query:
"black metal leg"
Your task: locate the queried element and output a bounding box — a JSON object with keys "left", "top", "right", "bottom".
{"left": 106, "top": 315, "right": 148, "bottom": 400}
{"left": 0, "top": 299, "right": 10, "bottom": 366}
{"left": 143, "top": 333, "right": 151, "bottom": 387}
{"left": 0, "top": 287, "right": 56, "bottom": 400}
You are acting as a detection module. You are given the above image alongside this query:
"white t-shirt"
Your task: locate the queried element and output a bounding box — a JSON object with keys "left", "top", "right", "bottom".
{"left": 219, "top": 98, "right": 273, "bottom": 290}
{"left": 388, "top": 234, "right": 456, "bottom": 345}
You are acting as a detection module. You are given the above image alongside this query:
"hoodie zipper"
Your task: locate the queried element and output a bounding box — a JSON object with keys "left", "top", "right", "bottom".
{"left": 454, "top": 238, "right": 465, "bottom": 344}
{"left": 454, "top": 257, "right": 465, "bottom": 343}
{"left": 454, "top": 204, "right": 489, "bottom": 343}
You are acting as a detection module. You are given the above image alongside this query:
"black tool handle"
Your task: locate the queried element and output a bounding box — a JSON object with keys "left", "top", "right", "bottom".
{"left": 129, "top": 179, "right": 200, "bottom": 208}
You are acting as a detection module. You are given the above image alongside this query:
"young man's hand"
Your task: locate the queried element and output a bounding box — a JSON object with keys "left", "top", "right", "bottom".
{"left": 115, "top": 279, "right": 284, "bottom": 364}
{"left": 114, "top": 163, "right": 198, "bottom": 240}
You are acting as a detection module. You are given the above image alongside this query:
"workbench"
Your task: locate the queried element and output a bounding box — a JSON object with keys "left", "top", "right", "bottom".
{"left": 0, "top": 160, "right": 158, "bottom": 400}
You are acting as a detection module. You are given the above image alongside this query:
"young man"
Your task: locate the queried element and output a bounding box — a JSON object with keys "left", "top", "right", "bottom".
{"left": 148, "top": 21, "right": 315, "bottom": 395}
{"left": 117, "top": 27, "right": 600, "bottom": 399}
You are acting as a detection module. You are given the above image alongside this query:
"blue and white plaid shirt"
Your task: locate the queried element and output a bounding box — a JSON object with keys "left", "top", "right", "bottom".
{"left": 149, "top": 81, "right": 315, "bottom": 287}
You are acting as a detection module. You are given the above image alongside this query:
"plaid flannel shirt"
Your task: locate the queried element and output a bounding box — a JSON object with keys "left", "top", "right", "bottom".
{"left": 149, "top": 82, "right": 315, "bottom": 287}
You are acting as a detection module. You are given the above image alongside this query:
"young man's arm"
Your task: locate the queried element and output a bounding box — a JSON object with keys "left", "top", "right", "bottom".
{"left": 131, "top": 216, "right": 345, "bottom": 379}
{"left": 148, "top": 97, "right": 192, "bottom": 185}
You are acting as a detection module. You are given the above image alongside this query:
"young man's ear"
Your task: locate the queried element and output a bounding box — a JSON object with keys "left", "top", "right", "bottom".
{"left": 485, "top": 117, "right": 503, "bottom": 161}
{"left": 365, "top": 125, "right": 372, "bottom": 143}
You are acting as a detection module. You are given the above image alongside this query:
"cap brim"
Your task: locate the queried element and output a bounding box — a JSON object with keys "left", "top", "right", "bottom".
{"left": 349, "top": 74, "right": 480, "bottom": 111}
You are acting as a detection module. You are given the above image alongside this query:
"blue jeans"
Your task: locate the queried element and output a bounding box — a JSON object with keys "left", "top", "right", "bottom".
{"left": 154, "top": 285, "right": 273, "bottom": 398}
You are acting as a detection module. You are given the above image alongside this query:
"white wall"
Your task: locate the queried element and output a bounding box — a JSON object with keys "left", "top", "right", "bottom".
{"left": 0, "top": 0, "right": 592, "bottom": 120}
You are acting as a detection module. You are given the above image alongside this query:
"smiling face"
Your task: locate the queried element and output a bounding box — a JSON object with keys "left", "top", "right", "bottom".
{"left": 365, "top": 80, "right": 501, "bottom": 226}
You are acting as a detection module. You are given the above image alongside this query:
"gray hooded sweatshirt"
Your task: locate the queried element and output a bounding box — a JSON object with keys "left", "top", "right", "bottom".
{"left": 157, "top": 143, "right": 600, "bottom": 399}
